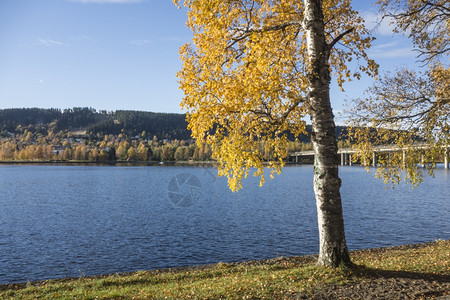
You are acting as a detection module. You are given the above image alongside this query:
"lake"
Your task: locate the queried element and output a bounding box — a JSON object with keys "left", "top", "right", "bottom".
{"left": 0, "top": 164, "right": 448, "bottom": 284}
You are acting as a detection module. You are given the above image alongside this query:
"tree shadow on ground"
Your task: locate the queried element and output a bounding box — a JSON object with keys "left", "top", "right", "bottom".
{"left": 350, "top": 263, "right": 450, "bottom": 283}
{"left": 297, "top": 264, "right": 450, "bottom": 300}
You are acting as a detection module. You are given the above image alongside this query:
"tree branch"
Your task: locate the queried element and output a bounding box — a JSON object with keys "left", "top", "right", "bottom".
{"left": 227, "top": 20, "right": 303, "bottom": 50}
{"left": 328, "top": 27, "right": 354, "bottom": 52}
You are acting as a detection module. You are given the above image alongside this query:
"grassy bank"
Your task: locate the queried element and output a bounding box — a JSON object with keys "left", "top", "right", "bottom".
{"left": 1, "top": 240, "right": 448, "bottom": 299}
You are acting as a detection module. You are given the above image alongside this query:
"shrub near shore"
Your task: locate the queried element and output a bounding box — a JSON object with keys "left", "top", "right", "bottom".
{"left": 1, "top": 240, "right": 448, "bottom": 299}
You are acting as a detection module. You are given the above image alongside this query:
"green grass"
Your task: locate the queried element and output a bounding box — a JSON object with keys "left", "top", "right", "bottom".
{"left": 1, "top": 240, "right": 448, "bottom": 299}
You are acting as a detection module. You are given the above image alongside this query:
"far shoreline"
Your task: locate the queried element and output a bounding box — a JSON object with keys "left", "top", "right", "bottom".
{"left": 0, "top": 160, "right": 217, "bottom": 166}
{"left": 0, "top": 160, "right": 314, "bottom": 166}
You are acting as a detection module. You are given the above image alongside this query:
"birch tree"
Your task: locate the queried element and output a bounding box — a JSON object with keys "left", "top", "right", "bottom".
{"left": 173, "top": 0, "right": 377, "bottom": 267}
{"left": 378, "top": 0, "right": 449, "bottom": 63}
{"left": 346, "top": 0, "right": 449, "bottom": 186}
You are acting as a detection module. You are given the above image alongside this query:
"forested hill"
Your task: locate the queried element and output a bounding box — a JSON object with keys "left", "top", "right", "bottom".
{"left": 0, "top": 108, "right": 191, "bottom": 140}
{"left": 87, "top": 110, "right": 191, "bottom": 140}
{"left": 0, "top": 107, "right": 347, "bottom": 142}
{"left": 0, "top": 107, "right": 105, "bottom": 132}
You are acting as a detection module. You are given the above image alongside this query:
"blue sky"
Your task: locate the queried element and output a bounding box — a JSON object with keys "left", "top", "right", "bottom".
{"left": 0, "top": 0, "right": 418, "bottom": 115}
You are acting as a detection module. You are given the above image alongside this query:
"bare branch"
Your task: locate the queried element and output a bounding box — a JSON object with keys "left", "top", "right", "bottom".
{"left": 328, "top": 28, "right": 354, "bottom": 51}
{"left": 227, "top": 20, "right": 303, "bottom": 50}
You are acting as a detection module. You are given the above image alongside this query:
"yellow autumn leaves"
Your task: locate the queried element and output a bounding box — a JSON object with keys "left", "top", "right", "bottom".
{"left": 175, "top": 0, "right": 378, "bottom": 191}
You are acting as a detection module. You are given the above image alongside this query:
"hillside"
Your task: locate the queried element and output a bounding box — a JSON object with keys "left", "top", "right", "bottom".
{"left": 0, "top": 107, "right": 191, "bottom": 140}
{"left": 0, "top": 107, "right": 348, "bottom": 142}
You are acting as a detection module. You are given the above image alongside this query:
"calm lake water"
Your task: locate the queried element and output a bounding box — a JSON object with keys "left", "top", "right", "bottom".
{"left": 0, "top": 164, "right": 448, "bottom": 284}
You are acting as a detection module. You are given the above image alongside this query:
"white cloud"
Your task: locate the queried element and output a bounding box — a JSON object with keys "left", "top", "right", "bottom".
{"left": 160, "top": 36, "right": 187, "bottom": 44}
{"left": 370, "top": 47, "right": 416, "bottom": 58}
{"left": 362, "top": 11, "right": 395, "bottom": 36}
{"left": 39, "top": 79, "right": 45, "bottom": 84}
{"left": 368, "top": 42, "right": 416, "bottom": 58}
{"left": 130, "top": 39, "right": 151, "bottom": 46}
{"left": 37, "top": 39, "right": 64, "bottom": 47}
{"left": 371, "top": 41, "right": 399, "bottom": 49}
{"left": 70, "top": 0, "right": 144, "bottom": 3}
{"left": 70, "top": 35, "right": 93, "bottom": 42}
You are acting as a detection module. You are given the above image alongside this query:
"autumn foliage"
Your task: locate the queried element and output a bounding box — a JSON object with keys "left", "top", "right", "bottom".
{"left": 174, "top": 0, "right": 377, "bottom": 191}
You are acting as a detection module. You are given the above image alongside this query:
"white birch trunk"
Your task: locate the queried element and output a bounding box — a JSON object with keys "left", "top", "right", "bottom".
{"left": 303, "top": 0, "right": 350, "bottom": 267}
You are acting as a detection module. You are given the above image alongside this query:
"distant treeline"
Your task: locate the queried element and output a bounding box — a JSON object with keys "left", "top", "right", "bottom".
{"left": 0, "top": 107, "right": 356, "bottom": 162}
{"left": 86, "top": 110, "right": 191, "bottom": 140}
{"left": 0, "top": 107, "right": 190, "bottom": 140}
{"left": 0, "top": 107, "right": 102, "bottom": 132}
{"left": 0, "top": 130, "right": 212, "bottom": 162}
{"left": 0, "top": 129, "right": 337, "bottom": 162}
{"left": 0, "top": 107, "right": 348, "bottom": 142}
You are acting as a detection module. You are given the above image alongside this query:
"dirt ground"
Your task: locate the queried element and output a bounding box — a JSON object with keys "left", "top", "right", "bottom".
{"left": 296, "top": 272, "right": 449, "bottom": 299}
{"left": 293, "top": 244, "right": 450, "bottom": 300}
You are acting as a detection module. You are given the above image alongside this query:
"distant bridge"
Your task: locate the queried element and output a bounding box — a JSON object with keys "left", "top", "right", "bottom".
{"left": 289, "top": 144, "right": 449, "bottom": 169}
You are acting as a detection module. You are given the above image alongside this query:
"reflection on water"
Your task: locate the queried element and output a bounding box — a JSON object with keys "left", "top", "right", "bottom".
{"left": 0, "top": 164, "right": 448, "bottom": 284}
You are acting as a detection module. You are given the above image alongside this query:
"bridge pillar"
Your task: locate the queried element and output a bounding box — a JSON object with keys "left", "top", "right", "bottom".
{"left": 402, "top": 150, "right": 406, "bottom": 168}
{"left": 372, "top": 152, "right": 377, "bottom": 167}
{"left": 341, "top": 153, "right": 344, "bottom": 166}
{"left": 445, "top": 148, "right": 448, "bottom": 169}
{"left": 295, "top": 155, "right": 298, "bottom": 163}
{"left": 349, "top": 154, "right": 352, "bottom": 166}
